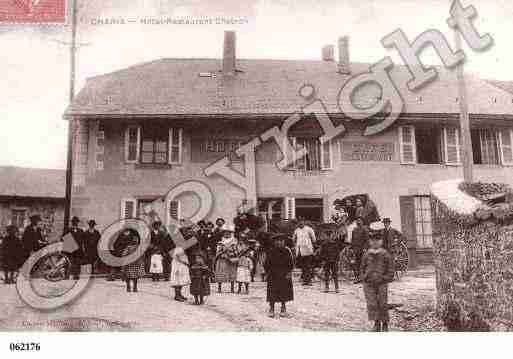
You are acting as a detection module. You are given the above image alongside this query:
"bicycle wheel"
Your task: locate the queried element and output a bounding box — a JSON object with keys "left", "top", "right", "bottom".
{"left": 393, "top": 242, "right": 409, "bottom": 279}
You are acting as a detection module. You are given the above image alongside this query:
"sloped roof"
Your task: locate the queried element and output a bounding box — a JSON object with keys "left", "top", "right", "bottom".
{"left": 0, "top": 166, "right": 65, "bottom": 199}
{"left": 68, "top": 58, "right": 513, "bottom": 118}
{"left": 487, "top": 80, "right": 513, "bottom": 96}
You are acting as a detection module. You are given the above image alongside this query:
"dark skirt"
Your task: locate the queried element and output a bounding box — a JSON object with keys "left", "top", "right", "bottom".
{"left": 190, "top": 276, "right": 211, "bottom": 296}
{"left": 266, "top": 274, "right": 293, "bottom": 303}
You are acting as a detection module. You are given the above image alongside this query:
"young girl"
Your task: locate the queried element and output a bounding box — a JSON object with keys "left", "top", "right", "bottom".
{"left": 360, "top": 235, "right": 395, "bottom": 332}
{"left": 150, "top": 248, "right": 164, "bottom": 281}
{"left": 120, "top": 229, "right": 145, "bottom": 293}
{"left": 236, "top": 250, "right": 253, "bottom": 294}
{"left": 169, "top": 247, "right": 190, "bottom": 302}
{"left": 189, "top": 254, "right": 211, "bottom": 305}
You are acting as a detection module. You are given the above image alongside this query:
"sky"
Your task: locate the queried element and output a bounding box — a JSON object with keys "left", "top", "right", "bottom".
{"left": 1, "top": 0, "right": 512, "bottom": 169}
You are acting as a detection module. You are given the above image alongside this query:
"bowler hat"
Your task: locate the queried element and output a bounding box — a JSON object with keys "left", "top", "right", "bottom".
{"left": 382, "top": 217, "right": 391, "bottom": 223}
{"left": 71, "top": 216, "right": 80, "bottom": 224}
{"left": 87, "top": 219, "right": 97, "bottom": 226}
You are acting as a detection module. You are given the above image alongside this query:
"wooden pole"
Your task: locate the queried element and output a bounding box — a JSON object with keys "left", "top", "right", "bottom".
{"left": 454, "top": 27, "right": 474, "bottom": 183}
{"left": 63, "top": 0, "right": 77, "bottom": 233}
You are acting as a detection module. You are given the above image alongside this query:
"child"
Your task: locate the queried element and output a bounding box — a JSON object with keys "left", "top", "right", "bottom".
{"left": 169, "top": 247, "right": 191, "bottom": 302}
{"left": 150, "top": 248, "right": 164, "bottom": 281}
{"left": 189, "top": 254, "right": 211, "bottom": 305}
{"left": 236, "top": 250, "right": 253, "bottom": 294}
{"left": 360, "top": 235, "right": 395, "bottom": 332}
{"left": 120, "top": 229, "right": 145, "bottom": 293}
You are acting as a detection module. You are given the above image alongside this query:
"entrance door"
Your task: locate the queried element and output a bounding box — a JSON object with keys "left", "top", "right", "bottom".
{"left": 295, "top": 198, "right": 323, "bottom": 222}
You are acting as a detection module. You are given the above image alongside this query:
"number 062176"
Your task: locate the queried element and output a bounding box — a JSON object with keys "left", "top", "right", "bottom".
{"left": 9, "top": 343, "right": 40, "bottom": 351}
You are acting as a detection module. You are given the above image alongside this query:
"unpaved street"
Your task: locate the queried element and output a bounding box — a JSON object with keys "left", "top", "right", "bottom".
{"left": 0, "top": 267, "right": 437, "bottom": 331}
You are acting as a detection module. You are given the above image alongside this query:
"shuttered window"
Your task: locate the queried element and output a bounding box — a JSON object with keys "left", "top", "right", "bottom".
{"left": 398, "top": 126, "right": 416, "bottom": 164}
{"left": 169, "top": 128, "right": 183, "bottom": 164}
{"left": 443, "top": 127, "right": 461, "bottom": 165}
{"left": 499, "top": 129, "right": 513, "bottom": 166}
{"left": 283, "top": 197, "right": 296, "bottom": 219}
{"left": 120, "top": 198, "right": 137, "bottom": 219}
{"left": 320, "top": 140, "right": 332, "bottom": 170}
{"left": 125, "top": 126, "right": 141, "bottom": 163}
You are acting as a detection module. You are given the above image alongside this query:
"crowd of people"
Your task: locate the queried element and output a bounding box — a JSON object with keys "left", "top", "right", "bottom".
{"left": 0, "top": 204, "right": 406, "bottom": 330}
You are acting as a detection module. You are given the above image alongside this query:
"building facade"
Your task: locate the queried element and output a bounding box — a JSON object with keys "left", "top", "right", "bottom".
{"left": 66, "top": 32, "right": 513, "bottom": 266}
{"left": 0, "top": 166, "right": 65, "bottom": 239}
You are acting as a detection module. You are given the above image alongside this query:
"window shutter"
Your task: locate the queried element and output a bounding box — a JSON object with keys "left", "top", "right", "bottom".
{"left": 169, "top": 128, "right": 183, "bottom": 164}
{"left": 120, "top": 198, "right": 137, "bottom": 219}
{"left": 167, "top": 200, "right": 181, "bottom": 223}
{"left": 398, "top": 126, "right": 416, "bottom": 164}
{"left": 125, "top": 126, "right": 140, "bottom": 163}
{"left": 499, "top": 129, "right": 513, "bottom": 166}
{"left": 283, "top": 197, "right": 296, "bottom": 219}
{"left": 443, "top": 127, "right": 461, "bottom": 165}
{"left": 320, "top": 139, "right": 332, "bottom": 170}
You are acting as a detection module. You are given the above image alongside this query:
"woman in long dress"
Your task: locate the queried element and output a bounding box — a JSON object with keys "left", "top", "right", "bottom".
{"left": 170, "top": 247, "right": 191, "bottom": 302}
{"left": 214, "top": 226, "right": 238, "bottom": 293}
{"left": 1, "top": 225, "right": 23, "bottom": 284}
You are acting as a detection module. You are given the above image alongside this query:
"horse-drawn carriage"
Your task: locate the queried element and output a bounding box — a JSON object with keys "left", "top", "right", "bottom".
{"left": 251, "top": 193, "right": 410, "bottom": 281}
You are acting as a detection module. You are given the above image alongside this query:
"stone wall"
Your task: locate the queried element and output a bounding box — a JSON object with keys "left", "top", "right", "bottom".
{"left": 432, "top": 181, "right": 513, "bottom": 330}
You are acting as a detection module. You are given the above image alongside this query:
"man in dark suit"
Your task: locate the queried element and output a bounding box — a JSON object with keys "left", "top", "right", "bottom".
{"left": 64, "top": 216, "right": 84, "bottom": 280}
{"left": 83, "top": 219, "right": 101, "bottom": 274}
{"left": 22, "top": 214, "right": 44, "bottom": 257}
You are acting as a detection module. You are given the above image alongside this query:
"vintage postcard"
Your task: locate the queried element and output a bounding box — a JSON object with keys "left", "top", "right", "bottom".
{"left": 0, "top": 0, "right": 512, "bottom": 355}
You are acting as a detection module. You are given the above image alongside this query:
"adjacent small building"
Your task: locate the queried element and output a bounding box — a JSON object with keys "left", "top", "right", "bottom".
{"left": 0, "top": 166, "right": 65, "bottom": 239}
{"left": 65, "top": 32, "right": 513, "bottom": 266}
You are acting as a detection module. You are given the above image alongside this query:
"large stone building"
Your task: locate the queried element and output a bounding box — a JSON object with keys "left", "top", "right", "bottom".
{"left": 66, "top": 32, "right": 513, "bottom": 266}
{"left": 0, "top": 166, "right": 65, "bottom": 239}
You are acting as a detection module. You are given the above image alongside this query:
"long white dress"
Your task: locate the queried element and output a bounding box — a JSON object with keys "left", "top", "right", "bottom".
{"left": 169, "top": 248, "right": 190, "bottom": 287}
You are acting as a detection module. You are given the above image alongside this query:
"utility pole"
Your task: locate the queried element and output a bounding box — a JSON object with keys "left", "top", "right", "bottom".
{"left": 63, "top": 0, "right": 78, "bottom": 233}
{"left": 454, "top": 27, "right": 474, "bottom": 183}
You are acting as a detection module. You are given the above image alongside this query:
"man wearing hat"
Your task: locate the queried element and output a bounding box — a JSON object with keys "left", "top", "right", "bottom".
{"left": 22, "top": 214, "right": 45, "bottom": 256}
{"left": 380, "top": 218, "right": 404, "bottom": 253}
{"left": 64, "top": 216, "right": 85, "bottom": 280}
{"left": 83, "top": 219, "right": 101, "bottom": 274}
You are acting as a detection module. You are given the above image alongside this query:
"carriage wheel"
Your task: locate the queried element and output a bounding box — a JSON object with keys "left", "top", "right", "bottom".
{"left": 34, "top": 252, "right": 72, "bottom": 282}
{"left": 393, "top": 242, "right": 409, "bottom": 279}
{"left": 339, "top": 246, "right": 356, "bottom": 282}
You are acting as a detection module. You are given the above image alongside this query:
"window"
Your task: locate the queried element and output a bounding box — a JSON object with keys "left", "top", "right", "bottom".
{"left": 125, "top": 126, "right": 140, "bottom": 163}
{"left": 120, "top": 198, "right": 137, "bottom": 219}
{"left": 124, "top": 125, "right": 183, "bottom": 164}
{"left": 415, "top": 127, "right": 443, "bottom": 164}
{"left": 283, "top": 197, "right": 296, "bottom": 219}
{"left": 141, "top": 126, "right": 168, "bottom": 164}
{"left": 11, "top": 209, "right": 26, "bottom": 229}
{"left": 472, "top": 129, "right": 500, "bottom": 165}
{"left": 290, "top": 137, "right": 332, "bottom": 171}
{"left": 414, "top": 196, "right": 432, "bottom": 248}
{"left": 398, "top": 126, "right": 416, "bottom": 164}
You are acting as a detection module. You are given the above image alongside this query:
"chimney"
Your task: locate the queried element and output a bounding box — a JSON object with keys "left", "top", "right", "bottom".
{"left": 338, "top": 36, "right": 350, "bottom": 74}
{"left": 322, "top": 45, "right": 335, "bottom": 61}
{"left": 223, "top": 31, "right": 236, "bottom": 75}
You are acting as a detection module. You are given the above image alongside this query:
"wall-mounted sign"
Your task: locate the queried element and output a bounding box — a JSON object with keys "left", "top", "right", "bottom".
{"left": 341, "top": 141, "right": 394, "bottom": 162}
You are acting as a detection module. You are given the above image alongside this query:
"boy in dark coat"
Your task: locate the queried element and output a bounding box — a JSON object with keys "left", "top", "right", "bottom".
{"left": 319, "top": 235, "right": 341, "bottom": 293}
{"left": 360, "top": 235, "right": 395, "bottom": 332}
{"left": 264, "top": 234, "right": 294, "bottom": 318}
{"left": 63, "top": 216, "right": 85, "bottom": 280}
